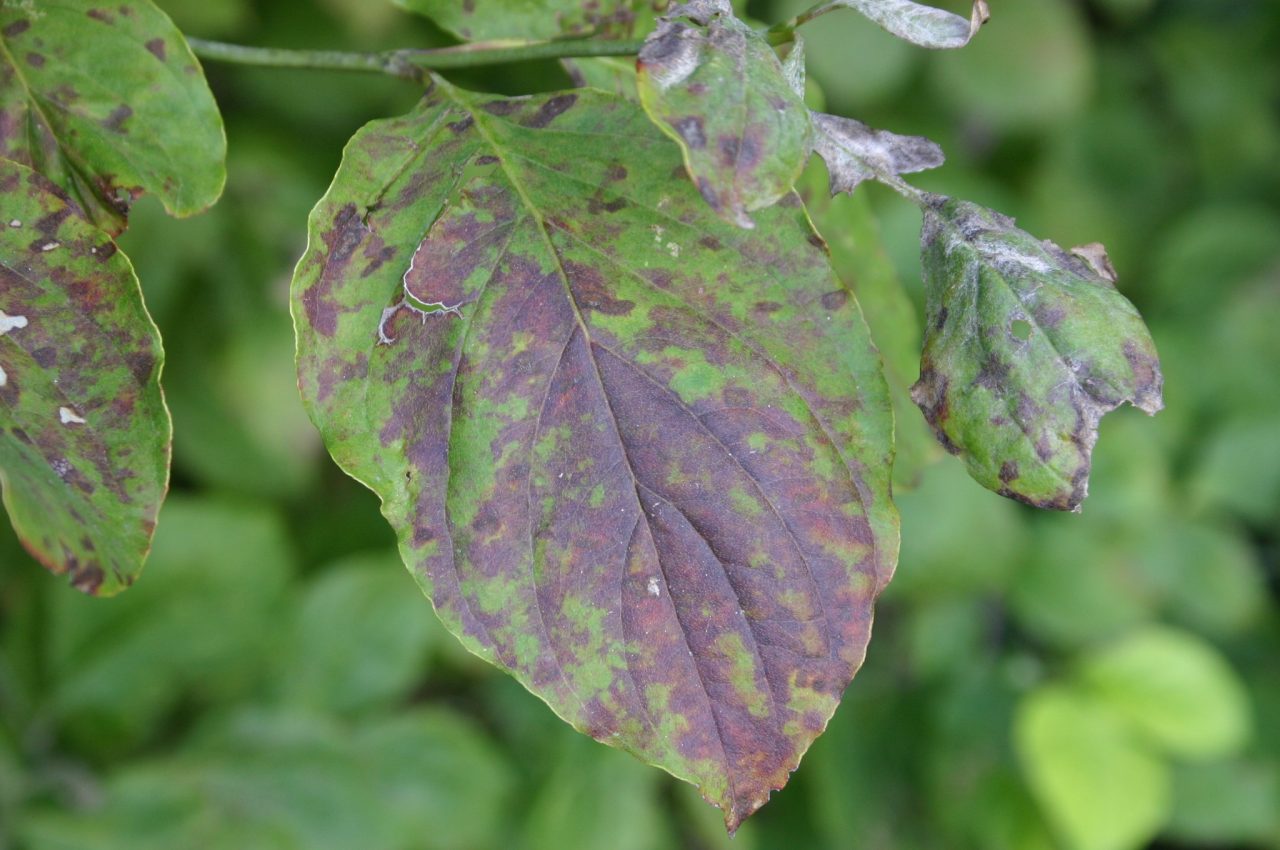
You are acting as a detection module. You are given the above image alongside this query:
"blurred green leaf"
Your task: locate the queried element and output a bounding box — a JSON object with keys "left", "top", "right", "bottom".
{"left": 1015, "top": 684, "right": 1170, "bottom": 850}
{"left": 1166, "top": 758, "right": 1280, "bottom": 846}
{"left": 272, "top": 551, "right": 439, "bottom": 714}
{"left": 798, "top": 162, "right": 942, "bottom": 488}
{"left": 928, "top": 0, "right": 1092, "bottom": 131}
{"left": 1190, "top": 416, "right": 1280, "bottom": 527}
{"left": 18, "top": 707, "right": 513, "bottom": 850}
{"left": 46, "top": 497, "right": 294, "bottom": 754}
{"left": 1077, "top": 626, "right": 1252, "bottom": 760}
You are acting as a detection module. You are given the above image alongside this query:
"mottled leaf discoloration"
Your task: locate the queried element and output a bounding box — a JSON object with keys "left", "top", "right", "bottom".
{"left": 637, "top": 0, "right": 813, "bottom": 229}
{"left": 293, "top": 81, "right": 897, "bottom": 829}
{"left": 0, "top": 160, "right": 169, "bottom": 595}
{"left": 911, "top": 197, "right": 1163, "bottom": 511}
{"left": 393, "top": 0, "right": 667, "bottom": 41}
{"left": 0, "top": 0, "right": 225, "bottom": 234}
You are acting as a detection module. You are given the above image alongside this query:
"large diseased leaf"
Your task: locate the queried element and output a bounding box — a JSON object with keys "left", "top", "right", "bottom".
{"left": 293, "top": 80, "right": 897, "bottom": 829}
{"left": 392, "top": 0, "right": 666, "bottom": 41}
{"left": 810, "top": 0, "right": 989, "bottom": 50}
{"left": 0, "top": 160, "right": 169, "bottom": 595}
{"left": 637, "top": 0, "right": 813, "bottom": 229}
{"left": 911, "top": 197, "right": 1163, "bottom": 511}
{"left": 0, "top": 0, "right": 225, "bottom": 234}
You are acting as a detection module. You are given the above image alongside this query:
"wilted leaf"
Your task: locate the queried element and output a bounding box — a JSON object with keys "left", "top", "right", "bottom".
{"left": 810, "top": 111, "right": 944, "bottom": 195}
{"left": 911, "top": 197, "right": 1163, "bottom": 511}
{"left": 810, "top": 0, "right": 988, "bottom": 50}
{"left": 637, "top": 0, "right": 813, "bottom": 228}
{"left": 1078, "top": 626, "right": 1252, "bottom": 760}
{"left": 0, "top": 160, "right": 169, "bottom": 595}
{"left": 1016, "top": 684, "right": 1170, "bottom": 850}
{"left": 293, "top": 80, "right": 897, "bottom": 829}
{"left": 392, "top": 0, "right": 665, "bottom": 41}
{"left": 0, "top": 0, "right": 225, "bottom": 234}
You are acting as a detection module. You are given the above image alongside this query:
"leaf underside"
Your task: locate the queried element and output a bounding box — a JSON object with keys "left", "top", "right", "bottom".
{"left": 912, "top": 197, "right": 1163, "bottom": 511}
{"left": 637, "top": 0, "right": 813, "bottom": 229}
{"left": 293, "top": 81, "right": 898, "bottom": 829}
{"left": 0, "top": 160, "right": 169, "bottom": 595}
{"left": 0, "top": 0, "right": 225, "bottom": 234}
{"left": 393, "top": 0, "right": 666, "bottom": 41}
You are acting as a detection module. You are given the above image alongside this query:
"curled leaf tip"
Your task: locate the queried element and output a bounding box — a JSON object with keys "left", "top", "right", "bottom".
{"left": 912, "top": 197, "right": 1163, "bottom": 511}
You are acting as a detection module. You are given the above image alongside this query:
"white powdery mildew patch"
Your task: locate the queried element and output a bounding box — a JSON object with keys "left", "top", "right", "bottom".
{"left": 647, "top": 576, "right": 662, "bottom": 597}
{"left": 0, "top": 311, "right": 29, "bottom": 335}
{"left": 0, "top": 365, "right": 7, "bottom": 387}
{"left": 59, "top": 407, "right": 87, "bottom": 425}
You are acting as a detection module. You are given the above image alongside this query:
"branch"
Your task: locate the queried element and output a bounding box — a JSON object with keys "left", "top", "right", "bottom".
{"left": 186, "top": 37, "right": 647, "bottom": 82}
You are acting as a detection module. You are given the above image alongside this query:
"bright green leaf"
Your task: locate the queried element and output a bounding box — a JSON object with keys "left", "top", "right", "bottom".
{"left": 1015, "top": 684, "right": 1170, "bottom": 850}
{"left": 0, "top": 160, "right": 169, "bottom": 595}
{"left": 1078, "top": 626, "right": 1252, "bottom": 760}
{"left": 912, "top": 197, "right": 1163, "bottom": 511}
{"left": 637, "top": 0, "right": 813, "bottom": 228}
{"left": 0, "top": 0, "right": 225, "bottom": 234}
{"left": 293, "top": 80, "right": 896, "bottom": 829}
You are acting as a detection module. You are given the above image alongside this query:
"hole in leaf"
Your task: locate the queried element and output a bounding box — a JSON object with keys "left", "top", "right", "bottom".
{"left": 1011, "top": 319, "right": 1032, "bottom": 341}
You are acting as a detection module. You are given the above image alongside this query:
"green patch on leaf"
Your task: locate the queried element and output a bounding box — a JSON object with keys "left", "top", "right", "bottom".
{"left": 637, "top": 0, "right": 813, "bottom": 229}
{"left": 0, "top": 160, "right": 169, "bottom": 596}
{"left": 0, "top": 0, "right": 225, "bottom": 234}
{"left": 912, "top": 196, "right": 1163, "bottom": 511}
{"left": 293, "top": 79, "right": 897, "bottom": 830}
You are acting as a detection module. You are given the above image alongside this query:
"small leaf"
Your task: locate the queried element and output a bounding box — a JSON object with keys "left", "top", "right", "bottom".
{"left": 816, "top": 0, "right": 989, "bottom": 50}
{"left": 911, "top": 196, "right": 1163, "bottom": 511}
{"left": 810, "top": 111, "right": 944, "bottom": 195}
{"left": 293, "top": 81, "right": 897, "bottom": 830}
{"left": 1015, "top": 684, "right": 1171, "bottom": 850}
{"left": 1078, "top": 626, "right": 1252, "bottom": 760}
{"left": 637, "top": 0, "right": 813, "bottom": 228}
{"left": 392, "top": 0, "right": 665, "bottom": 41}
{"left": 0, "top": 160, "right": 169, "bottom": 595}
{"left": 0, "top": 0, "right": 225, "bottom": 234}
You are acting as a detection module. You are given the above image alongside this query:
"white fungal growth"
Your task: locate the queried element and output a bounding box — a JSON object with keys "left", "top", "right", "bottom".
{"left": 0, "top": 311, "right": 28, "bottom": 335}
{"left": 8, "top": 220, "right": 20, "bottom": 228}
{"left": 40, "top": 242, "right": 59, "bottom": 252}
{"left": 647, "top": 576, "right": 662, "bottom": 598}
{"left": 59, "top": 407, "right": 86, "bottom": 425}
{"left": 666, "top": 241, "right": 681, "bottom": 258}
{"left": 0, "top": 366, "right": 7, "bottom": 387}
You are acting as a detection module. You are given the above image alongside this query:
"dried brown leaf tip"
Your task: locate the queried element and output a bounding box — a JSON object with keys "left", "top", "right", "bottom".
{"left": 912, "top": 197, "right": 1163, "bottom": 512}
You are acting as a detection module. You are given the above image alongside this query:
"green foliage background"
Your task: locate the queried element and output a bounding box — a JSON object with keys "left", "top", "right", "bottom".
{"left": 1, "top": 0, "right": 1277, "bottom": 847}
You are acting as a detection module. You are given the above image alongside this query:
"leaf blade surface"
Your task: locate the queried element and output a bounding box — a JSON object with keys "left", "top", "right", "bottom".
{"left": 293, "top": 82, "right": 897, "bottom": 828}
{"left": 0, "top": 160, "right": 169, "bottom": 594}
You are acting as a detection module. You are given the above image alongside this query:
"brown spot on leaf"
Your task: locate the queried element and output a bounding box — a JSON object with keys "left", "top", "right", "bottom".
{"left": 820, "top": 290, "right": 848, "bottom": 311}
{"left": 86, "top": 8, "right": 114, "bottom": 24}
{"left": 2, "top": 20, "right": 31, "bottom": 37}
{"left": 102, "top": 104, "right": 133, "bottom": 133}
{"left": 524, "top": 94, "right": 578, "bottom": 129}
{"left": 145, "top": 38, "right": 166, "bottom": 60}
{"left": 25, "top": 53, "right": 45, "bottom": 68}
